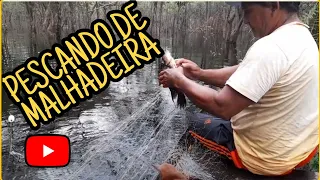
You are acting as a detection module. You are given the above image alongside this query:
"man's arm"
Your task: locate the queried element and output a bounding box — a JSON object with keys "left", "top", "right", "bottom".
{"left": 177, "top": 75, "right": 254, "bottom": 120}
{"left": 198, "top": 65, "right": 239, "bottom": 88}
{"left": 175, "top": 59, "right": 239, "bottom": 87}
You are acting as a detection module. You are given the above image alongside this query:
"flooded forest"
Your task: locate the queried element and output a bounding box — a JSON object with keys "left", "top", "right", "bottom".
{"left": 2, "top": 2, "right": 319, "bottom": 180}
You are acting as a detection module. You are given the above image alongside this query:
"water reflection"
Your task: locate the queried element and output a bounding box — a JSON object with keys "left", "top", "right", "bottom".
{"left": 2, "top": 45, "right": 193, "bottom": 180}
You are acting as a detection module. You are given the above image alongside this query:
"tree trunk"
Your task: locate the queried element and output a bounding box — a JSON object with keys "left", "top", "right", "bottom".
{"left": 182, "top": 3, "right": 188, "bottom": 57}
{"left": 165, "top": 4, "right": 169, "bottom": 45}
{"left": 200, "top": 2, "right": 209, "bottom": 69}
{"left": 56, "top": 3, "right": 62, "bottom": 43}
{"left": 69, "top": 2, "right": 76, "bottom": 32}
{"left": 228, "top": 9, "right": 243, "bottom": 66}
{"left": 154, "top": 2, "right": 158, "bottom": 37}
{"left": 158, "top": 2, "right": 163, "bottom": 39}
{"left": 85, "top": 2, "right": 90, "bottom": 27}
{"left": 25, "top": 2, "right": 36, "bottom": 56}
{"left": 174, "top": 3, "right": 182, "bottom": 53}
{"left": 150, "top": 2, "right": 156, "bottom": 36}
{"left": 96, "top": 2, "right": 100, "bottom": 19}
{"left": 223, "top": 7, "right": 235, "bottom": 64}
{"left": 171, "top": 12, "right": 176, "bottom": 50}
{"left": 3, "top": 24, "right": 11, "bottom": 64}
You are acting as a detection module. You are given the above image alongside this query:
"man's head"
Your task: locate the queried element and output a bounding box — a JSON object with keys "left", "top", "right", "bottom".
{"left": 233, "top": 2, "right": 300, "bottom": 38}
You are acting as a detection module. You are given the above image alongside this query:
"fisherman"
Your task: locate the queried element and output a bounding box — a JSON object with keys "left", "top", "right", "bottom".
{"left": 158, "top": 2, "right": 318, "bottom": 179}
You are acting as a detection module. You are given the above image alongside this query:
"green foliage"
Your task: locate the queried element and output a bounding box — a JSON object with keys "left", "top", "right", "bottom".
{"left": 301, "top": 2, "right": 319, "bottom": 45}
{"left": 311, "top": 152, "right": 319, "bottom": 172}
{"left": 309, "top": 5, "right": 319, "bottom": 45}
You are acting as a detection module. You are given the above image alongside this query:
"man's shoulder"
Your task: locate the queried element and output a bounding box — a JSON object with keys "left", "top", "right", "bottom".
{"left": 263, "top": 24, "right": 317, "bottom": 62}
{"left": 244, "top": 38, "right": 286, "bottom": 62}
{"left": 247, "top": 24, "right": 317, "bottom": 63}
{"left": 249, "top": 37, "right": 280, "bottom": 52}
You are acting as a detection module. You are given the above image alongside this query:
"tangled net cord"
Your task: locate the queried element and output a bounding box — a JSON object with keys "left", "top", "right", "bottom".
{"left": 67, "top": 93, "right": 201, "bottom": 180}
{"left": 66, "top": 93, "right": 163, "bottom": 178}
{"left": 85, "top": 105, "right": 181, "bottom": 179}
{"left": 52, "top": 87, "right": 218, "bottom": 180}
{"left": 118, "top": 108, "right": 180, "bottom": 180}
{"left": 169, "top": 145, "right": 219, "bottom": 180}
{"left": 104, "top": 106, "right": 215, "bottom": 180}
{"left": 119, "top": 109, "right": 217, "bottom": 180}
{"left": 5, "top": 114, "right": 25, "bottom": 172}
{"left": 6, "top": 91, "right": 219, "bottom": 180}
{"left": 159, "top": 111, "right": 217, "bottom": 180}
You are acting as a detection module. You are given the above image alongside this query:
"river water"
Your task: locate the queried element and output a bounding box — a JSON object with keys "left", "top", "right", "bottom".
{"left": 3, "top": 55, "right": 196, "bottom": 179}
{"left": 2, "top": 28, "right": 220, "bottom": 179}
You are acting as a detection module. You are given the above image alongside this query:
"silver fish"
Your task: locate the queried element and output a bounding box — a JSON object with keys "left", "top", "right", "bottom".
{"left": 161, "top": 50, "right": 187, "bottom": 108}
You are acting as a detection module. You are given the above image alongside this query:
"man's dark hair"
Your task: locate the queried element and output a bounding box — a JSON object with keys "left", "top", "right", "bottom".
{"left": 242, "top": 2, "right": 300, "bottom": 13}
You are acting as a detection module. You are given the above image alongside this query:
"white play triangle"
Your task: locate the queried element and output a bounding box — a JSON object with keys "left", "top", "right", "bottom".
{"left": 43, "top": 145, "right": 54, "bottom": 158}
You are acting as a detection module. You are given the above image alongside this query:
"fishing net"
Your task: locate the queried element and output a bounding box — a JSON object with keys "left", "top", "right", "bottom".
{"left": 3, "top": 60, "right": 234, "bottom": 180}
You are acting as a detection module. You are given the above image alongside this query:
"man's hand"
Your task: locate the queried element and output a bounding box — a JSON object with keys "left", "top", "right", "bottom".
{"left": 159, "top": 67, "right": 185, "bottom": 88}
{"left": 157, "top": 163, "right": 188, "bottom": 180}
{"left": 175, "top": 58, "right": 202, "bottom": 80}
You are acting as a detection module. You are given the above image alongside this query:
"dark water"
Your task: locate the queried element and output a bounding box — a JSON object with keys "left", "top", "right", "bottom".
{"left": 2, "top": 31, "right": 215, "bottom": 179}
{"left": 2, "top": 56, "right": 192, "bottom": 179}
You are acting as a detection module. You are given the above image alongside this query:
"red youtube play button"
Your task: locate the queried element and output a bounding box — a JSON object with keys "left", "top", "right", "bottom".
{"left": 25, "top": 135, "right": 70, "bottom": 167}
